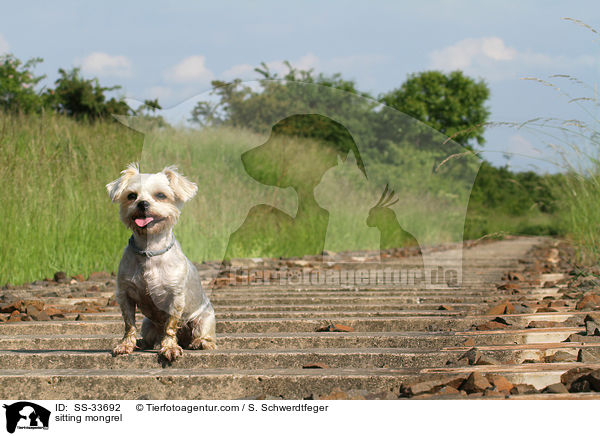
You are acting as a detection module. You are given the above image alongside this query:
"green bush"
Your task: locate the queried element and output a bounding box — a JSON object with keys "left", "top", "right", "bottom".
{"left": 0, "top": 54, "right": 45, "bottom": 114}
{"left": 44, "top": 68, "right": 131, "bottom": 120}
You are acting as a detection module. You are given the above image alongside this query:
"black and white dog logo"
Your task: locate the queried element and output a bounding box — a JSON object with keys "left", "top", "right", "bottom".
{"left": 3, "top": 402, "right": 50, "bottom": 433}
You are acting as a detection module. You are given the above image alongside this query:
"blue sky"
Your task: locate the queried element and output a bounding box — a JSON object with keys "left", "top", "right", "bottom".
{"left": 1, "top": 1, "right": 599, "bottom": 172}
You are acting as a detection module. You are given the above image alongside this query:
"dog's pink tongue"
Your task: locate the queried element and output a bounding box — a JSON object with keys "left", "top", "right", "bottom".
{"left": 135, "top": 217, "right": 154, "bottom": 227}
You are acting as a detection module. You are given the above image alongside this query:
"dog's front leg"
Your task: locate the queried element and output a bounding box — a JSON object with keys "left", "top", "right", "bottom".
{"left": 158, "top": 314, "right": 184, "bottom": 361}
{"left": 113, "top": 291, "right": 138, "bottom": 356}
{"left": 158, "top": 293, "right": 184, "bottom": 362}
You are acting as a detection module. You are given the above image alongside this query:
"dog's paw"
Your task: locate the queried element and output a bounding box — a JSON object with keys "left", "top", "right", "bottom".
{"left": 112, "top": 341, "right": 136, "bottom": 356}
{"left": 159, "top": 344, "right": 183, "bottom": 361}
{"left": 189, "top": 338, "right": 217, "bottom": 350}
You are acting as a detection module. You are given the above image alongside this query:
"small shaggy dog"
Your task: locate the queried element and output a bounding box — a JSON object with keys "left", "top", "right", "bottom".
{"left": 107, "top": 163, "right": 216, "bottom": 362}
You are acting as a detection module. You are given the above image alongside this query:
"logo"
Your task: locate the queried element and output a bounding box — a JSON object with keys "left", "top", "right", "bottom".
{"left": 3, "top": 402, "right": 50, "bottom": 433}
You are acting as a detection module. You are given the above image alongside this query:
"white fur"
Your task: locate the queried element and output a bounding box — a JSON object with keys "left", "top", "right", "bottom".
{"left": 107, "top": 163, "right": 216, "bottom": 362}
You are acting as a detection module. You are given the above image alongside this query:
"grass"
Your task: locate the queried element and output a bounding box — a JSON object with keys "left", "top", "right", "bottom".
{"left": 0, "top": 112, "right": 485, "bottom": 285}
{"left": 513, "top": 18, "right": 600, "bottom": 264}
{"left": 557, "top": 173, "right": 600, "bottom": 263}
{"left": 136, "top": 121, "right": 474, "bottom": 260}
{"left": 0, "top": 113, "right": 142, "bottom": 284}
{"left": 464, "top": 209, "right": 560, "bottom": 240}
{"left": 511, "top": 43, "right": 600, "bottom": 263}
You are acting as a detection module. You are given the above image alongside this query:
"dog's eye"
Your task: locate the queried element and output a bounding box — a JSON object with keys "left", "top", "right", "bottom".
{"left": 155, "top": 192, "right": 167, "bottom": 200}
{"left": 127, "top": 193, "right": 137, "bottom": 201}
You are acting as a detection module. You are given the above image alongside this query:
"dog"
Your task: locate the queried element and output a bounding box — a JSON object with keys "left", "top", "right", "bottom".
{"left": 106, "top": 163, "right": 216, "bottom": 362}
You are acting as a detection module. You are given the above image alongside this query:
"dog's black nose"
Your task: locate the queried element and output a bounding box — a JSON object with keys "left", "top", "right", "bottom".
{"left": 137, "top": 201, "right": 150, "bottom": 211}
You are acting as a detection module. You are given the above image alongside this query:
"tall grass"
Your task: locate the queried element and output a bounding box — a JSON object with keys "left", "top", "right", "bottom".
{"left": 0, "top": 112, "right": 142, "bottom": 284}
{"left": 135, "top": 123, "right": 472, "bottom": 261}
{"left": 558, "top": 173, "right": 600, "bottom": 263}
{"left": 515, "top": 16, "right": 600, "bottom": 263}
{"left": 0, "top": 112, "right": 475, "bottom": 285}
{"left": 515, "top": 95, "right": 600, "bottom": 263}
{"left": 547, "top": 115, "right": 600, "bottom": 263}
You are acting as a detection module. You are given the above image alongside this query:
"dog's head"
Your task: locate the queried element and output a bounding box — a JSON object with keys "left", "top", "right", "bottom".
{"left": 106, "top": 163, "right": 197, "bottom": 236}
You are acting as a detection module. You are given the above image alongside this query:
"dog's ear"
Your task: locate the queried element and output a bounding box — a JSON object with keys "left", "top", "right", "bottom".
{"left": 162, "top": 166, "right": 198, "bottom": 203}
{"left": 106, "top": 162, "right": 139, "bottom": 202}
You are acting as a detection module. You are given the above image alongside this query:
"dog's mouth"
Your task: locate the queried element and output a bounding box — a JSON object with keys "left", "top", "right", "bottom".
{"left": 133, "top": 215, "right": 164, "bottom": 228}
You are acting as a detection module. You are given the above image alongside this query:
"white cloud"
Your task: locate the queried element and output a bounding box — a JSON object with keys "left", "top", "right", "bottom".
{"left": 481, "top": 38, "right": 516, "bottom": 61}
{"left": 220, "top": 53, "right": 320, "bottom": 81}
{"left": 221, "top": 63, "right": 255, "bottom": 80}
{"left": 165, "top": 55, "right": 215, "bottom": 84}
{"left": 0, "top": 34, "right": 9, "bottom": 54}
{"left": 507, "top": 134, "right": 541, "bottom": 157}
{"left": 292, "top": 53, "right": 320, "bottom": 71}
{"left": 220, "top": 52, "right": 390, "bottom": 84}
{"left": 429, "top": 37, "right": 516, "bottom": 71}
{"left": 81, "top": 52, "right": 132, "bottom": 77}
{"left": 429, "top": 36, "right": 599, "bottom": 81}
{"left": 258, "top": 53, "right": 320, "bottom": 77}
{"left": 154, "top": 51, "right": 386, "bottom": 106}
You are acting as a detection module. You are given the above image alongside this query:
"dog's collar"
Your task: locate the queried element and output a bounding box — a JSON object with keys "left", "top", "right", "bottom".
{"left": 128, "top": 235, "right": 175, "bottom": 257}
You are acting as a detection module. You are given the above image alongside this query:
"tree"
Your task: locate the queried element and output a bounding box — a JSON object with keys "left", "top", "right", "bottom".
{"left": 133, "top": 98, "right": 169, "bottom": 128}
{"left": 189, "top": 62, "right": 377, "bottom": 152}
{"left": 44, "top": 68, "right": 131, "bottom": 120}
{"left": 137, "top": 98, "right": 162, "bottom": 113}
{"left": 379, "top": 71, "right": 490, "bottom": 149}
{"left": 0, "top": 54, "right": 45, "bottom": 114}
{"left": 189, "top": 62, "right": 374, "bottom": 130}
